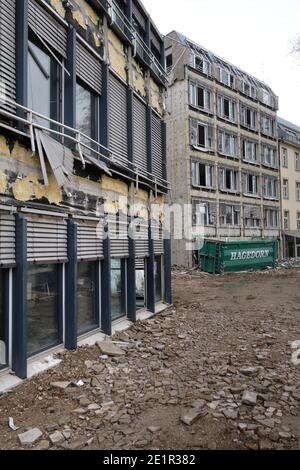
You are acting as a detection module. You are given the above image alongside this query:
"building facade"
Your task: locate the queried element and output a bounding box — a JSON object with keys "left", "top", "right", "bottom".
{"left": 0, "top": 0, "right": 171, "bottom": 380}
{"left": 278, "top": 117, "right": 300, "bottom": 258}
{"left": 165, "top": 31, "right": 280, "bottom": 267}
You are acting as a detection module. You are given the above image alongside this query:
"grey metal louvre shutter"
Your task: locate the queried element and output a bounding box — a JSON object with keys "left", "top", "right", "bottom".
{"left": 135, "top": 259, "right": 145, "bottom": 269}
{"left": 0, "top": 0, "right": 16, "bottom": 112}
{"left": 151, "top": 112, "right": 163, "bottom": 181}
{"left": 108, "top": 217, "right": 129, "bottom": 258}
{"left": 108, "top": 73, "right": 128, "bottom": 161}
{"left": 76, "top": 42, "right": 102, "bottom": 95}
{"left": 133, "top": 95, "right": 147, "bottom": 173}
{"left": 152, "top": 222, "right": 164, "bottom": 254}
{"left": 135, "top": 220, "right": 149, "bottom": 259}
{"left": 26, "top": 213, "right": 68, "bottom": 263}
{"left": 0, "top": 210, "right": 16, "bottom": 267}
{"left": 28, "top": 0, "right": 67, "bottom": 58}
{"left": 77, "top": 218, "right": 104, "bottom": 261}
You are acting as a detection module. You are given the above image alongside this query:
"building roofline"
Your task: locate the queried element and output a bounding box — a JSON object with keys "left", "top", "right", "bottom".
{"left": 165, "top": 30, "right": 277, "bottom": 96}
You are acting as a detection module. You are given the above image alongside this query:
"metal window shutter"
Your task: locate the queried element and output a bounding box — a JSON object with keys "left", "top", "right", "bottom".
{"left": 0, "top": 0, "right": 16, "bottom": 112}
{"left": 108, "top": 217, "right": 129, "bottom": 258}
{"left": 135, "top": 259, "right": 145, "bottom": 269}
{"left": 152, "top": 222, "right": 164, "bottom": 254}
{"left": 77, "top": 218, "right": 104, "bottom": 261}
{"left": 133, "top": 95, "right": 147, "bottom": 173}
{"left": 76, "top": 42, "right": 102, "bottom": 95}
{"left": 135, "top": 220, "right": 149, "bottom": 259}
{"left": 26, "top": 213, "right": 68, "bottom": 263}
{"left": 28, "top": 0, "right": 67, "bottom": 58}
{"left": 152, "top": 112, "right": 163, "bottom": 180}
{"left": 108, "top": 73, "right": 128, "bottom": 161}
{"left": 0, "top": 210, "right": 16, "bottom": 267}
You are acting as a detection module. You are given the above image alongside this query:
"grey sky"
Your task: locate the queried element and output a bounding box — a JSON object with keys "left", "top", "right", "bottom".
{"left": 143, "top": 0, "right": 300, "bottom": 125}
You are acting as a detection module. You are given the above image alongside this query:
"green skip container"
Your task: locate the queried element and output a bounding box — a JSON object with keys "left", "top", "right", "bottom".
{"left": 199, "top": 239, "right": 278, "bottom": 274}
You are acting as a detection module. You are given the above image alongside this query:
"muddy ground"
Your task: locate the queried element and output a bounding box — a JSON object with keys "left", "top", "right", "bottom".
{"left": 0, "top": 268, "right": 300, "bottom": 450}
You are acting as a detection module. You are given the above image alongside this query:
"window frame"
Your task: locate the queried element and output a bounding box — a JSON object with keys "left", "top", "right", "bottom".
{"left": 217, "top": 94, "right": 236, "bottom": 122}
{"left": 218, "top": 130, "right": 238, "bottom": 157}
{"left": 283, "top": 210, "right": 290, "bottom": 230}
{"left": 219, "top": 167, "right": 239, "bottom": 193}
{"left": 219, "top": 203, "right": 241, "bottom": 227}
{"left": 281, "top": 148, "right": 288, "bottom": 168}
{"left": 27, "top": 32, "right": 62, "bottom": 127}
{"left": 263, "top": 176, "right": 278, "bottom": 199}
{"left": 191, "top": 160, "right": 214, "bottom": 189}
{"left": 282, "top": 179, "right": 289, "bottom": 199}
{"left": 27, "top": 263, "right": 63, "bottom": 358}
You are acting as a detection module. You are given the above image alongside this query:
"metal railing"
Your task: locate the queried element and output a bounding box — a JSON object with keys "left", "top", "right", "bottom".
{"left": 0, "top": 97, "right": 170, "bottom": 192}
{"left": 107, "top": 0, "right": 168, "bottom": 85}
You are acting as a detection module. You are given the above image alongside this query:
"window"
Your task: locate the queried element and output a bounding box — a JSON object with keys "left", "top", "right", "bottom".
{"left": 111, "top": 259, "right": 126, "bottom": 321}
{"left": 191, "top": 121, "right": 213, "bottom": 150}
{"left": 282, "top": 148, "right": 288, "bottom": 168}
{"left": 262, "top": 145, "right": 277, "bottom": 168}
{"left": 220, "top": 203, "right": 240, "bottom": 226}
{"left": 296, "top": 182, "right": 300, "bottom": 201}
{"left": 240, "top": 105, "right": 257, "bottom": 130}
{"left": 27, "top": 264, "right": 62, "bottom": 356}
{"left": 283, "top": 179, "right": 289, "bottom": 199}
{"left": 76, "top": 81, "right": 98, "bottom": 154}
{"left": 261, "top": 114, "right": 275, "bottom": 137}
{"left": 189, "top": 82, "right": 212, "bottom": 112}
{"left": 244, "top": 205, "right": 261, "bottom": 228}
{"left": 192, "top": 199, "right": 216, "bottom": 226}
{"left": 77, "top": 261, "right": 99, "bottom": 335}
{"left": 0, "top": 270, "right": 8, "bottom": 369}
{"left": 243, "top": 173, "right": 260, "bottom": 196}
{"left": 260, "top": 89, "right": 273, "bottom": 107}
{"left": 28, "top": 39, "right": 60, "bottom": 127}
{"left": 295, "top": 153, "right": 300, "bottom": 171}
{"left": 166, "top": 54, "right": 173, "bottom": 72}
{"left": 264, "top": 208, "right": 279, "bottom": 229}
{"left": 263, "top": 176, "right": 278, "bottom": 199}
{"left": 191, "top": 161, "right": 214, "bottom": 188}
{"left": 218, "top": 130, "right": 237, "bottom": 157}
{"left": 217, "top": 95, "right": 236, "bottom": 122}
{"left": 242, "top": 139, "right": 259, "bottom": 163}
{"left": 194, "top": 56, "right": 211, "bottom": 75}
{"left": 136, "top": 261, "right": 146, "bottom": 309}
{"left": 219, "top": 167, "right": 239, "bottom": 192}
{"left": 219, "top": 68, "right": 235, "bottom": 88}
{"left": 154, "top": 256, "right": 163, "bottom": 303}
{"left": 242, "top": 81, "right": 257, "bottom": 99}
{"left": 283, "top": 211, "right": 290, "bottom": 230}
{"left": 297, "top": 212, "right": 300, "bottom": 230}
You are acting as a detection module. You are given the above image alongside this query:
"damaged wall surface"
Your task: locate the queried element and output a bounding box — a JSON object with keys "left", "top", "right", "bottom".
{"left": 0, "top": 0, "right": 171, "bottom": 380}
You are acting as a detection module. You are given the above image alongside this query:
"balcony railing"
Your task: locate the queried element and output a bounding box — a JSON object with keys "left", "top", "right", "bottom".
{"left": 107, "top": 0, "right": 168, "bottom": 85}
{"left": 0, "top": 98, "right": 170, "bottom": 193}
{"left": 133, "top": 32, "right": 168, "bottom": 85}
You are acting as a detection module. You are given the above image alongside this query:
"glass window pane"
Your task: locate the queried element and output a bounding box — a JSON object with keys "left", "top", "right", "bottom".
{"left": 136, "top": 263, "right": 145, "bottom": 309}
{"left": 28, "top": 41, "right": 51, "bottom": 127}
{"left": 0, "top": 270, "right": 7, "bottom": 369}
{"left": 154, "top": 256, "right": 162, "bottom": 303}
{"left": 76, "top": 83, "right": 92, "bottom": 136}
{"left": 77, "top": 261, "right": 98, "bottom": 335}
{"left": 111, "top": 259, "right": 123, "bottom": 321}
{"left": 27, "top": 264, "right": 61, "bottom": 356}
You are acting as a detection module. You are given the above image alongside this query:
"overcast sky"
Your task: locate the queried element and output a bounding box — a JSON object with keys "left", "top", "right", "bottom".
{"left": 143, "top": 0, "right": 300, "bottom": 124}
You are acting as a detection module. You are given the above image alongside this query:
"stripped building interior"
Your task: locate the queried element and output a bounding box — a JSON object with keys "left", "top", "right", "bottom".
{"left": 0, "top": 0, "right": 171, "bottom": 379}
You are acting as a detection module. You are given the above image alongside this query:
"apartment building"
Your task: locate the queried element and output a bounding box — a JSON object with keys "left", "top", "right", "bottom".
{"left": 165, "top": 31, "right": 280, "bottom": 267}
{"left": 0, "top": 0, "right": 171, "bottom": 380}
{"left": 278, "top": 117, "right": 300, "bottom": 258}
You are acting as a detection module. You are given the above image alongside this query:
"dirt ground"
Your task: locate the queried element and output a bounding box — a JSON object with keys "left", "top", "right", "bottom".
{"left": 0, "top": 268, "right": 300, "bottom": 450}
